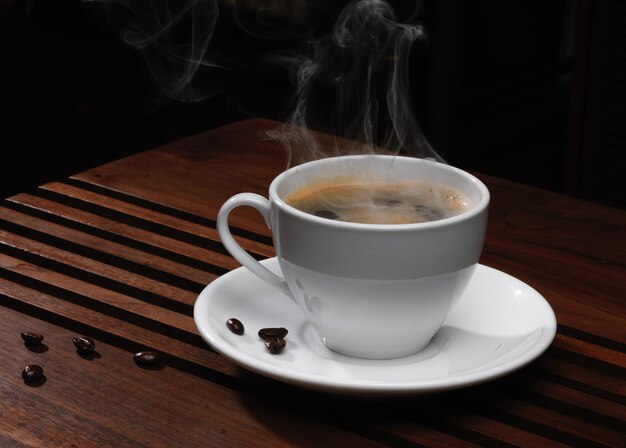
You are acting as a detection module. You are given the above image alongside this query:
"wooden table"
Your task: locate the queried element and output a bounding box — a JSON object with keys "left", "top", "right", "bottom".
{"left": 1, "top": 119, "right": 624, "bottom": 447}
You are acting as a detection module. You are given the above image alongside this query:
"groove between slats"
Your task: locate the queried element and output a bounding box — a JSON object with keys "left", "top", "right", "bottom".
{"left": 2, "top": 199, "right": 231, "bottom": 276}
{"left": 558, "top": 325, "right": 626, "bottom": 355}
{"left": 0, "top": 216, "right": 207, "bottom": 294}
{"left": 0, "top": 242, "right": 193, "bottom": 316}
{"left": 531, "top": 367, "right": 626, "bottom": 406}
{"left": 0, "top": 267, "right": 204, "bottom": 348}
{"left": 410, "top": 415, "right": 519, "bottom": 448}
{"left": 447, "top": 374, "right": 626, "bottom": 446}
{"left": 503, "top": 384, "right": 626, "bottom": 434}
{"left": 64, "top": 178, "right": 274, "bottom": 246}
{"left": 547, "top": 345, "right": 626, "bottom": 379}
{"left": 458, "top": 402, "right": 613, "bottom": 448}
{"left": 28, "top": 188, "right": 269, "bottom": 263}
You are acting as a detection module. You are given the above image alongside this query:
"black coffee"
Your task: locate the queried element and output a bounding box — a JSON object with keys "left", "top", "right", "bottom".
{"left": 285, "top": 180, "right": 469, "bottom": 224}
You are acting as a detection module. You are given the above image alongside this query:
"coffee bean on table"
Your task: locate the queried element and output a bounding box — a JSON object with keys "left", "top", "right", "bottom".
{"left": 21, "top": 332, "right": 44, "bottom": 346}
{"left": 72, "top": 336, "right": 95, "bottom": 355}
{"left": 264, "top": 336, "right": 286, "bottom": 354}
{"left": 258, "top": 327, "right": 288, "bottom": 341}
{"left": 133, "top": 351, "right": 161, "bottom": 366}
{"left": 226, "top": 318, "right": 244, "bottom": 335}
{"left": 22, "top": 364, "right": 44, "bottom": 383}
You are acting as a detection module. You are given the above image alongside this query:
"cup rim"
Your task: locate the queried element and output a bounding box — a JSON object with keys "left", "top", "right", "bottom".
{"left": 269, "top": 155, "right": 490, "bottom": 231}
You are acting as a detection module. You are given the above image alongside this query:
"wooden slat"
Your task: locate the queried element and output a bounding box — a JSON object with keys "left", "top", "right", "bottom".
{"left": 468, "top": 391, "right": 625, "bottom": 447}
{"left": 535, "top": 353, "right": 626, "bottom": 398}
{"left": 72, "top": 120, "right": 289, "bottom": 235}
{"left": 1, "top": 118, "right": 624, "bottom": 447}
{"left": 4, "top": 195, "right": 241, "bottom": 279}
{"left": 40, "top": 181, "right": 274, "bottom": 256}
{"left": 0, "top": 252, "right": 196, "bottom": 335}
{"left": 0, "top": 219, "right": 199, "bottom": 308}
{"left": 553, "top": 332, "right": 626, "bottom": 369}
{"left": 0, "top": 280, "right": 221, "bottom": 372}
{"left": 507, "top": 374, "right": 626, "bottom": 426}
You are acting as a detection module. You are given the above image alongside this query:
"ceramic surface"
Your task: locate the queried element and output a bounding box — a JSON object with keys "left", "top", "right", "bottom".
{"left": 194, "top": 258, "right": 557, "bottom": 397}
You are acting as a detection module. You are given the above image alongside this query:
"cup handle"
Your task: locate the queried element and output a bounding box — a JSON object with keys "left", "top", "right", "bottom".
{"left": 217, "top": 193, "right": 291, "bottom": 296}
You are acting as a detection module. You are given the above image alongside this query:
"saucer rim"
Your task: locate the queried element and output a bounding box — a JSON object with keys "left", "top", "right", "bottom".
{"left": 193, "top": 258, "right": 557, "bottom": 396}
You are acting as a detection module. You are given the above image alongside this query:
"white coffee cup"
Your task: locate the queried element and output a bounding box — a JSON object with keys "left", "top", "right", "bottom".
{"left": 217, "top": 155, "right": 489, "bottom": 359}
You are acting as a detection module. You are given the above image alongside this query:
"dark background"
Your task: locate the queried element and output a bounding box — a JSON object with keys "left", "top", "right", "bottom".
{"left": 1, "top": 0, "right": 625, "bottom": 210}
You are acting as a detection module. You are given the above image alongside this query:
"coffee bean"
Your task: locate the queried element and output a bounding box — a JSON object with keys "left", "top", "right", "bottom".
{"left": 133, "top": 351, "right": 161, "bottom": 366}
{"left": 314, "top": 210, "right": 339, "bottom": 220}
{"left": 265, "top": 336, "right": 286, "bottom": 354}
{"left": 73, "top": 336, "right": 95, "bottom": 355}
{"left": 21, "top": 332, "right": 44, "bottom": 346}
{"left": 258, "top": 327, "right": 288, "bottom": 341}
{"left": 226, "top": 318, "right": 244, "bottom": 335}
{"left": 22, "top": 364, "right": 44, "bottom": 383}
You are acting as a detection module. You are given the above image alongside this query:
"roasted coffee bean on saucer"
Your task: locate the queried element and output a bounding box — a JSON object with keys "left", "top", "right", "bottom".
{"left": 226, "top": 318, "right": 244, "bottom": 335}
{"left": 72, "top": 336, "right": 96, "bottom": 355}
{"left": 22, "top": 364, "right": 44, "bottom": 383}
{"left": 133, "top": 351, "right": 161, "bottom": 366}
{"left": 264, "top": 336, "right": 286, "bottom": 354}
{"left": 258, "top": 327, "right": 288, "bottom": 341}
{"left": 21, "top": 332, "right": 44, "bottom": 346}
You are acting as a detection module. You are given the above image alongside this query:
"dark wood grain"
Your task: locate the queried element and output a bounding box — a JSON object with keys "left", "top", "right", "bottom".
{"left": 1, "top": 118, "right": 624, "bottom": 447}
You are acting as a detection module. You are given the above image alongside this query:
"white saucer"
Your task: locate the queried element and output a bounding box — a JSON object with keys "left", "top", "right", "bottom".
{"left": 194, "top": 258, "right": 556, "bottom": 397}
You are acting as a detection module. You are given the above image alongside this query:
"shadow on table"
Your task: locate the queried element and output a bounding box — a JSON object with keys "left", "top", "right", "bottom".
{"left": 235, "top": 366, "right": 532, "bottom": 446}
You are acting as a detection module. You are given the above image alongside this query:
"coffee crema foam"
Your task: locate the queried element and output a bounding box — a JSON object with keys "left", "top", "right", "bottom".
{"left": 284, "top": 180, "right": 470, "bottom": 224}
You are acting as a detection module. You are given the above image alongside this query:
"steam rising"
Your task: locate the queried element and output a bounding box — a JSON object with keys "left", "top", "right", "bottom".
{"left": 267, "top": 0, "right": 443, "bottom": 165}
{"left": 84, "top": 0, "right": 442, "bottom": 164}
{"left": 84, "top": 0, "right": 228, "bottom": 102}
